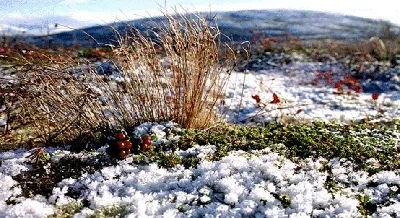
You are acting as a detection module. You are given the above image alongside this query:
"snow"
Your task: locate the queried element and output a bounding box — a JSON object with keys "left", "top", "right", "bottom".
{"left": 2, "top": 144, "right": 399, "bottom": 217}
{"left": 1, "top": 58, "right": 400, "bottom": 217}
{"left": 223, "top": 65, "right": 400, "bottom": 124}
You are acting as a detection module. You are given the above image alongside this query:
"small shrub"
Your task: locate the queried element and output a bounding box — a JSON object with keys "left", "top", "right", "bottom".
{"left": 279, "top": 193, "right": 291, "bottom": 208}
{"left": 26, "top": 147, "right": 50, "bottom": 165}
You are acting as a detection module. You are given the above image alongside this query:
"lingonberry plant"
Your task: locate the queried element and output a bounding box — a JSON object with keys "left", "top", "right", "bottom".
{"left": 106, "top": 130, "right": 133, "bottom": 158}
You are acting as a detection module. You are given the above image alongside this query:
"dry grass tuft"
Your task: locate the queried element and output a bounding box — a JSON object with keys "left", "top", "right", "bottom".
{"left": 1, "top": 10, "right": 236, "bottom": 148}
{"left": 110, "top": 10, "right": 236, "bottom": 129}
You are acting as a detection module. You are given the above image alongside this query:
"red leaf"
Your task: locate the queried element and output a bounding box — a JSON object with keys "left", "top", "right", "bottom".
{"left": 296, "top": 109, "right": 303, "bottom": 114}
{"left": 334, "top": 81, "right": 343, "bottom": 90}
{"left": 372, "top": 93, "right": 379, "bottom": 100}
{"left": 353, "top": 86, "right": 362, "bottom": 93}
{"left": 325, "top": 77, "right": 334, "bottom": 85}
{"left": 0, "top": 47, "right": 8, "bottom": 53}
{"left": 271, "top": 93, "right": 280, "bottom": 104}
{"left": 251, "top": 95, "right": 261, "bottom": 103}
{"left": 262, "top": 38, "right": 269, "bottom": 46}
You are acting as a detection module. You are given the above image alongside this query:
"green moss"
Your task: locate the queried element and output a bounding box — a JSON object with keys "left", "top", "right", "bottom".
{"left": 87, "top": 205, "right": 129, "bottom": 218}
{"left": 177, "top": 120, "right": 400, "bottom": 172}
{"left": 325, "top": 179, "right": 342, "bottom": 193}
{"left": 182, "top": 154, "right": 200, "bottom": 169}
{"left": 48, "top": 201, "right": 83, "bottom": 218}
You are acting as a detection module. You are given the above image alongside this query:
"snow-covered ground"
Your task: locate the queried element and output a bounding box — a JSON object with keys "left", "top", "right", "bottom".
{"left": 223, "top": 62, "right": 400, "bottom": 124}
{"left": 0, "top": 57, "right": 400, "bottom": 217}
{"left": 1, "top": 138, "right": 400, "bottom": 217}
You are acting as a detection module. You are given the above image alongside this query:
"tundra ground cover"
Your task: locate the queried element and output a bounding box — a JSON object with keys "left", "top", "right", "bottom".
{"left": 1, "top": 11, "right": 400, "bottom": 218}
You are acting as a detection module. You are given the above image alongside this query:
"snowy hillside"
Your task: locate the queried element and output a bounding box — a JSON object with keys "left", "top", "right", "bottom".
{"left": 24, "top": 9, "right": 400, "bottom": 47}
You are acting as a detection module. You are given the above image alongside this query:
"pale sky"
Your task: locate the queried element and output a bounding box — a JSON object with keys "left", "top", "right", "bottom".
{"left": 1, "top": 0, "right": 399, "bottom": 34}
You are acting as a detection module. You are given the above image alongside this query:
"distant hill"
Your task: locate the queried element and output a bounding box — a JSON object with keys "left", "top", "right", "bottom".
{"left": 0, "top": 24, "right": 29, "bottom": 36}
{"left": 25, "top": 9, "right": 400, "bottom": 47}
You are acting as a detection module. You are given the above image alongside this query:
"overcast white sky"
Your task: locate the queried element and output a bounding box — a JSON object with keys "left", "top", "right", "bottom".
{"left": 1, "top": 0, "right": 399, "bottom": 34}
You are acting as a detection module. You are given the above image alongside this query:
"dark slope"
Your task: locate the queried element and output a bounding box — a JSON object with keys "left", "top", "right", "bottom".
{"left": 27, "top": 9, "right": 400, "bottom": 47}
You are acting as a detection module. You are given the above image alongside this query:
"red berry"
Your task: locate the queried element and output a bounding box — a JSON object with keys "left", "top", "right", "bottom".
{"left": 124, "top": 140, "right": 132, "bottom": 149}
{"left": 141, "top": 134, "right": 151, "bottom": 141}
{"left": 140, "top": 143, "right": 148, "bottom": 152}
{"left": 251, "top": 95, "right": 261, "bottom": 103}
{"left": 116, "top": 132, "right": 126, "bottom": 140}
{"left": 143, "top": 139, "right": 152, "bottom": 146}
{"left": 142, "top": 135, "right": 152, "bottom": 145}
{"left": 125, "top": 149, "right": 131, "bottom": 155}
{"left": 271, "top": 93, "right": 280, "bottom": 104}
{"left": 372, "top": 93, "right": 379, "bottom": 100}
{"left": 119, "top": 150, "right": 126, "bottom": 158}
{"left": 117, "top": 141, "right": 125, "bottom": 150}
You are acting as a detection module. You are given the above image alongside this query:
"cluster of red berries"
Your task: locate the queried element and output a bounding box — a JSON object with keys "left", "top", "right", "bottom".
{"left": 114, "top": 131, "right": 132, "bottom": 158}
{"left": 107, "top": 131, "right": 154, "bottom": 159}
{"left": 140, "top": 134, "right": 152, "bottom": 152}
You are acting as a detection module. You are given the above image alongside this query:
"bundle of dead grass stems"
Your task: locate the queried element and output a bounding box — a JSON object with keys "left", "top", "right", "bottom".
{"left": 0, "top": 10, "right": 237, "bottom": 149}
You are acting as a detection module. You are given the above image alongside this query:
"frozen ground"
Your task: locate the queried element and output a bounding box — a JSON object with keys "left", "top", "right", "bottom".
{"left": 0, "top": 57, "right": 400, "bottom": 217}
{"left": 0, "top": 123, "right": 399, "bottom": 217}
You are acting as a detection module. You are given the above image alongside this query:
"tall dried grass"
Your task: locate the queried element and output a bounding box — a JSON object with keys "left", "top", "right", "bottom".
{"left": 111, "top": 11, "right": 236, "bottom": 128}
{"left": 12, "top": 10, "right": 236, "bottom": 146}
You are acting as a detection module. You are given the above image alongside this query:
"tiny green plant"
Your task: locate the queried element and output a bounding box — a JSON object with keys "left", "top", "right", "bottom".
{"left": 357, "top": 192, "right": 377, "bottom": 216}
{"left": 158, "top": 152, "right": 182, "bottom": 168}
{"left": 49, "top": 201, "right": 83, "bottom": 218}
{"left": 26, "top": 147, "right": 50, "bottom": 165}
{"left": 279, "top": 193, "right": 291, "bottom": 208}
